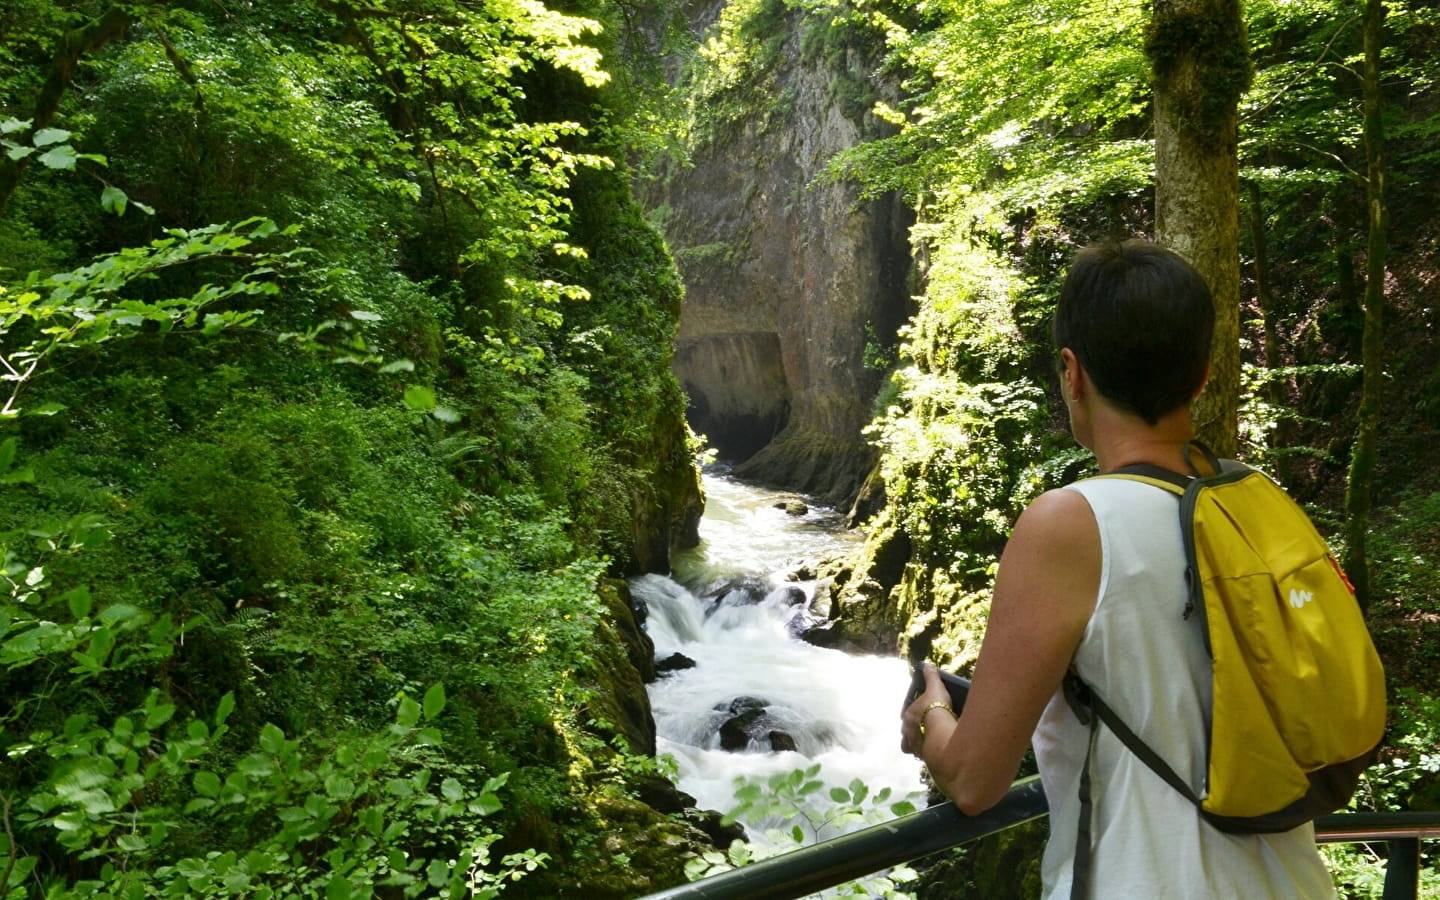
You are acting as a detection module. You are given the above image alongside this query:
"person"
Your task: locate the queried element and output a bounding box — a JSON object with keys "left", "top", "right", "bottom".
{"left": 899, "top": 239, "right": 1336, "bottom": 898}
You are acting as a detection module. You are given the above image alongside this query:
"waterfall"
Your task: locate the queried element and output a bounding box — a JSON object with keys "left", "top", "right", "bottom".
{"left": 632, "top": 468, "right": 925, "bottom": 852}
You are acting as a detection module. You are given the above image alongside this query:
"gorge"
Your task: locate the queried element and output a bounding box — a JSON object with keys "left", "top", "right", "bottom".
{"left": 645, "top": 0, "right": 915, "bottom": 510}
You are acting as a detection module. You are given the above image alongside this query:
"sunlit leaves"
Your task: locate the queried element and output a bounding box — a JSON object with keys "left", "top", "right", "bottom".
{"left": 829, "top": 0, "right": 1151, "bottom": 222}
{"left": 0, "top": 117, "right": 106, "bottom": 169}
{"left": 1, "top": 218, "right": 303, "bottom": 417}
{"left": 689, "top": 763, "right": 922, "bottom": 894}
{"left": 323, "top": 0, "right": 617, "bottom": 366}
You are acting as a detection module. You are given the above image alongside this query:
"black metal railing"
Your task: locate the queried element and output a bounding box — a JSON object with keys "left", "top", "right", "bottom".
{"left": 638, "top": 778, "right": 1440, "bottom": 900}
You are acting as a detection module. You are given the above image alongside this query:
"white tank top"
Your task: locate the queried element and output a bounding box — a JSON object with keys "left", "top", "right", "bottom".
{"left": 1032, "top": 477, "right": 1336, "bottom": 899}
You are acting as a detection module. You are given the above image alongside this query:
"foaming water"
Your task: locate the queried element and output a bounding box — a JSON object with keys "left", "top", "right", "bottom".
{"left": 669, "top": 467, "right": 863, "bottom": 587}
{"left": 634, "top": 468, "right": 925, "bottom": 854}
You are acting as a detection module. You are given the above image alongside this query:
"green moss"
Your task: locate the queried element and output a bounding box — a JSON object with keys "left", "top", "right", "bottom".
{"left": 1144, "top": 6, "right": 1254, "bottom": 139}
{"left": 915, "top": 819, "right": 1048, "bottom": 899}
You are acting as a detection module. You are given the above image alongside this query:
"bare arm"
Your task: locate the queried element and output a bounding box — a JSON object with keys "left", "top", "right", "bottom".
{"left": 901, "top": 487, "right": 1100, "bottom": 814}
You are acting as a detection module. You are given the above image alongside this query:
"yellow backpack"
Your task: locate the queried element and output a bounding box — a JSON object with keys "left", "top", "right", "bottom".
{"left": 1065, "top": 445, "right": 1387, "bottom": 840}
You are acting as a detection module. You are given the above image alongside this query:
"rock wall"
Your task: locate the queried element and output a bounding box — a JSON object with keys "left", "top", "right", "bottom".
{"left": 650, "top": 9, "right": 914, "bottom": 508}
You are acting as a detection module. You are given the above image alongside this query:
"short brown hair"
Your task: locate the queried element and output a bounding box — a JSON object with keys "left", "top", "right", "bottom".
{"left": 1051, "top": 239, "right": 1214, "bottom": 424}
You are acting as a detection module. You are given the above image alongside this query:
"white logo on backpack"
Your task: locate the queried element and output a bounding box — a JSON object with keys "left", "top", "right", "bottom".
{"left": 1289, "top": 588, "right": 1315, "bottom": 609}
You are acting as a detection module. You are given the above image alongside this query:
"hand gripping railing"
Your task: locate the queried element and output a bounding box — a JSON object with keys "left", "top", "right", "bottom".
{"left": 637, "top": 776, "right": 1440, "bottom": 900}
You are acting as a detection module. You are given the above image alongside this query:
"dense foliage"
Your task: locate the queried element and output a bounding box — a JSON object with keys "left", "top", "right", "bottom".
{"left": 1, "top": 1, "right": 703, "bottom": 897}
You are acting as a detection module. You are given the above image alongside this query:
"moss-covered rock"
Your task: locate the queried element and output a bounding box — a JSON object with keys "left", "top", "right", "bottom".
{"left": 582, "top": 579, "right": 658, "bottom": 755}
{"left": 581, "top": 795, "right": 719, "bottom": 898}
{"left": 913, "top": 819, "right": 1048, "bottom": 900}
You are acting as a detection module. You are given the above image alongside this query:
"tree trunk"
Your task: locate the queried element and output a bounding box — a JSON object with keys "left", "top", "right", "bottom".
{"left": 1342, "top": 0, "right": 1388, "bottom": 612}
{"left": 1244, "top": 178, "right": 1294, "bottom": 483}
{"left": 1147, "top": 0, "right": 1251, "bottom": 457}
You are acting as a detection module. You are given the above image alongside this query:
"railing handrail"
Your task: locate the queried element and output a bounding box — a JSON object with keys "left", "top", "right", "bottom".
{"left": 637, "top": 777, "right": 1047, "bottom": 900}
{"left": 1314, "top": 811, "right": 1440, "bottom": 843}
{"left": 636, "top": 779, "right": 1440, "bottom": 900}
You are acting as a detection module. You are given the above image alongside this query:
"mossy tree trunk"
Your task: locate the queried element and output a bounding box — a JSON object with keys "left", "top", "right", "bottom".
{"left": 1147, "top": 0, "right": 1251, "bottom": 457}
{"left": 1342, "top": 0, "right": 1389, "bottom": 612}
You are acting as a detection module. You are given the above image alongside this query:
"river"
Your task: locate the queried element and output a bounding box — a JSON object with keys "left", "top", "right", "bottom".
{"left": 630, "top": 467, "right": 926, "bottom": 863}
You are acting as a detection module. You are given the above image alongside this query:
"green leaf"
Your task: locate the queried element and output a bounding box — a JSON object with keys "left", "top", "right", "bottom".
{"left": 144, "top": 698, "right": 176, "bottom": 730}
{"left": 70, "top": 651, "right": 101, "bottom": 674}
{"left": 829, "top": 787, "right": 850, "bottom": 803}
{"left": 65, "top": 586, "right": 93, "bottom": 619}
{"left": 348, "top": 309, "right": 382, "bottom": 322}
{"left": 402, "top": 385, "right": 437, "bottom": 412}
{"left": 472, "top": 792, "right": 502, "bottom": 816}
{"left": 0, "top": 466, "right": 35, "bottom": 484}
{"left": 112, "top": 716, "right": 135, "bottom": 743}
{"left": 441, "top": 777, "right": 464, "bottom": 801}
{"left": 326, "top": 875, "right": 353, "bottom": 900}
{"left": 215, "top": 692, "right": 236, "bottom": 727}
{"left": 258, "top": 723, "right": 286, "bottom": 754}
{"left": 97, "top": 603, "right": 143, "bottom": 627}
{"left": 238, "top": 754, "right": 275, "bottom": 778}
{"left": 849, "top": 779, "right": 868, "bottom": 805}
{"left": 32, "top": 128, "right": 70, "bottom": 147}
{"left": 325, "top": 774, "right": 357, "bottom": 800}
{"left": 379, "top": 359, "right": 415, "bottom": 374}
{"left": 0, "top": 438, "right": 15, "bottom": 473}
{"left": 0, "top": 118, "right": 32, "bottom": 135}
{"left": 6, "top": 854, "right": 37, "bottom": 885}
{"left": 422, "top": 683, "right": 446, "bottom": 720}
{"left": 426, "top": 859, "right": 449, "bottom": 888}
{"left": 360, "top": 806, "right": 384, "bottom": 836}
{"left": 396, "top": 695, "right": 421, "bottom": 728}
{"left": 37, "top": 144, "right": 79, "bottom": 170}
{"left": 432, "top": 406, "right": 461, "bottom": 424}
{"left": 100, "top": 186, "right": 128, "bottom": 216}
{"left": 194, "top": 771, "right": 221, "bottom": 798}
{"left": 116, "top": 833, "right": 147, "bottom": 853}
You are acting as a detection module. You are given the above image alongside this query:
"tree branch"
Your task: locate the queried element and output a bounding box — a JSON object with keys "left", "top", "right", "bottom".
{"left": 0, "top": 795, "right": 16, "bottom": 896}
{"left": 1242, "top": 16, "right": 1359, "bottom": 122}
{"left": 0, "top": 3, "right": 172, "bottom": 216}
{"left": 148, "top": 16, "right": 205, "bottom": 110}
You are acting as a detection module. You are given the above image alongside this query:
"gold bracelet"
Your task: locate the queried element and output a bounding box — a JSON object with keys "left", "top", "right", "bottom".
{"left": 917, "top": 700, "right": 955, "bottom": 739}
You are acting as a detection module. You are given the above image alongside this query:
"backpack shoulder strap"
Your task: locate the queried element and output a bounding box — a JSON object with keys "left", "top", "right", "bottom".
{"left": 1105, "top": 464, "right": 1187, "bottom": 493}
{"left": 1064, "top": 674, "right": 1204, "bottom": 806}
{"left": 1094, "top": 441, "right": 1252, "bottom": 492}
{"left": 1063, "top": 673, "right": 1204, "bottom": 899}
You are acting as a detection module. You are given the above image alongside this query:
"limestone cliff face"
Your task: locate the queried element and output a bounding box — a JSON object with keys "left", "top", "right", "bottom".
{"left": 650, "top": 10, "right": 913, "bottom": 507}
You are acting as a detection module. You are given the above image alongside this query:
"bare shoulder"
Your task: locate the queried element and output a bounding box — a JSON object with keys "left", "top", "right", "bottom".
{"left": 1009, "top": 486, "right": 1098, "bottom": 553}
{"left": 991, "top": 486, "right": 1100, "bottom": 620}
